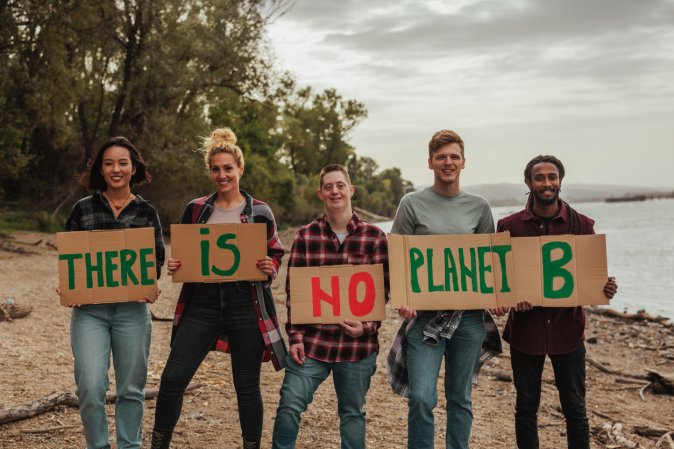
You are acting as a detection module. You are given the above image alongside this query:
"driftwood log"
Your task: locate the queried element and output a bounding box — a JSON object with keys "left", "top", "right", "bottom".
{"left": 599, "top": 423, "right": 639, "bottom": 448}
{"left": 635, "top": 425, "right": 674, "bottom": 439}
{"left": 0, "top": 239, "right": 33, "bottom": 255}
{"left": 0, "top": 383, "right": 203, "bottom": 425}
{"left": 656, "top": 432, "right": 674, "bottom": 449}
{"left": 0, "top": 304, "right": 33, "bottom": 322}
{"left": 585, "top": 356, "right": 645, "bottom": 379}
{"left": 587, "top": 358, "right": 674, "bottom": 396}
{"left": 588, "top": 307, "right": 673, "bottom": 328}
{"left": 646, "top": 369, "right": 674, "bottom": 395}
{"left": 488, "top": 370, "right": 513, "bottom": 382}
{"left": 20, "top": 424, "right": 79, "bottom": 434}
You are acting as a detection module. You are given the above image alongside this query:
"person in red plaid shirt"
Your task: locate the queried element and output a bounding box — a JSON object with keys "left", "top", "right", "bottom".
{"left": 271, "top": 164, "right": 389, "bottom": 449}
{"left": 151, "top": 128, "right": 286, "bottom": 449}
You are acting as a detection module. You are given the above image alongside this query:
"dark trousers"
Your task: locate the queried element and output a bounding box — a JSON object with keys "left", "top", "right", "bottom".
{"left": 154, "top": 282, "right": 265, "bottom": 439}
{"left": 511, "top": 343, "right": 589, "bottom": 449}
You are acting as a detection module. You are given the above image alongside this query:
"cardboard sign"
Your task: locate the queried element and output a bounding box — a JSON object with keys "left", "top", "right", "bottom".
{"left": 289, "top": 264, "right": 386, "bottom": 324}
{"left": 389, "top": 232, "right": 608, "bottom": 310}
{"left": 170, "top": 223, "right": 268, "bottom": 283}
{"left": 57, "top": 228, "right": 158, "bottom": 305}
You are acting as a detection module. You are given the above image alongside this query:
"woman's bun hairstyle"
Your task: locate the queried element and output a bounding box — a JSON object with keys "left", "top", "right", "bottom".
{"left": 201, "top": 127, "right": 244, "bottom": 169}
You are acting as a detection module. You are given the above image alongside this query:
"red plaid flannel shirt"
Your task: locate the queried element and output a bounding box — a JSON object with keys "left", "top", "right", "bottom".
{"left": 171, "top": 191, "right": 287, "bottom": 370}
{"left": 286, "top": 213, "right": 389, "bottom": 362}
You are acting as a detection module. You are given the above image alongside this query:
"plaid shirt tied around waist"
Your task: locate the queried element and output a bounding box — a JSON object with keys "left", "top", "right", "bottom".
{"left": 387, "top": 311, "right": 503, "bottom": 398}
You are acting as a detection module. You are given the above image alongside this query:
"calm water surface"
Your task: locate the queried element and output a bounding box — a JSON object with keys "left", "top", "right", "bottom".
{"left": 376, "top": 198, "right": 674, "bottom": 319}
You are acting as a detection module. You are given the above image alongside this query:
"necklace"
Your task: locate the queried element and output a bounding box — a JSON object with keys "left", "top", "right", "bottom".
{"left": 104, "top": 192, "right": 132, "bottom": 210}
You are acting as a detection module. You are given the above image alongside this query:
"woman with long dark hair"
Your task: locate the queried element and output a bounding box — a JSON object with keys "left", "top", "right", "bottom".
{"left": 62, "top": 136, "right": 164, "bottom": 449}
{"left": 151, "top": 127, "right": 287, "bottom": 449}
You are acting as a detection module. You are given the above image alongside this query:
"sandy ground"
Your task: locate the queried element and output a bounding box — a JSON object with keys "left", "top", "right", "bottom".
{"left": 0, "top": 231, "right": 672, "bottom": 449}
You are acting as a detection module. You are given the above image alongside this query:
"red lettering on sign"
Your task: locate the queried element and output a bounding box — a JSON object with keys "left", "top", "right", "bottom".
{"left": 312, "top": 276, "right": 340, "bottom": 317}
{"left": 348, "top": 272, "right": 376, "bottom": 317}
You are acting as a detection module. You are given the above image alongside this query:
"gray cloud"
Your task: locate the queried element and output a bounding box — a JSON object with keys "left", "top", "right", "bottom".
{"left": 268, "top": 0, "right": 674, "bottom": 187}
{"left": 276, "top": 0, "right": 674, "bottom": 100}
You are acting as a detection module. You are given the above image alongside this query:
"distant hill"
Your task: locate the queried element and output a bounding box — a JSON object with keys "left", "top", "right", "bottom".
{"left": 462, "top": 183, "right": 667, "bottom": 207}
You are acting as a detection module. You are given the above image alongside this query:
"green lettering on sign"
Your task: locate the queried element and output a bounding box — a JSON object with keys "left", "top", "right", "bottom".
{"left": 443, "top": 248, "right": 459, "bottom": 292}
{"left": 541, "top": 241, "right": 574, "bottom": 298}
{"left": 426, "top": 248, "right": 444, "bottom": 292}
{"left": 59, "top": 253, "right": 83, "bottom": 289}
{"left": 477, "top": 246, "right": 493, "bottom": 294}
{"left": 200, "top": 227, "right": 210, "bottom": 276}
{"left": 119, "top": 249, "right": 139, "bottom": 286}
{"left": 212, "top": 233, "right": 240, "bottom": 276}
{"left": 409, "top": 247, "right": 424, "bottom": 293}
{"left": 139, "top": 248, "right": 155, "bottom": 286}
{"left": 85, "top": 252, "right": 104, "bottom": 288}
{"left": 490, "top": 245, "right": 512, "bottom": 293}
{"left": 105, "top": 251, "right": 120, "bottom": 287}
{"left": 458, "top": 248, "right": 477, "bottom": 292}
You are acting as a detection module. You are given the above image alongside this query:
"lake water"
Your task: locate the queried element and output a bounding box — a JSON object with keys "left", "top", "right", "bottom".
{"left": 376, "top": 198, "right": 674, "bottom": 320}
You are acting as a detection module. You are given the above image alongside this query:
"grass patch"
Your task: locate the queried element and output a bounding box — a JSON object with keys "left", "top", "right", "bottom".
{"left": 0, "top": 210, "right": 65, "bottom": 233}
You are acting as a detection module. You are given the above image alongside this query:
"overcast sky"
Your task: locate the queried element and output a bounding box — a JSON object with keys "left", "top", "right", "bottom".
{"left": 266, "top": 0, "right": 674, "bottom": 189}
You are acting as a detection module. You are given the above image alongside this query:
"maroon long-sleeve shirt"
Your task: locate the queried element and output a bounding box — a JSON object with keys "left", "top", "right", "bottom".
{"left": 497, "top": 200, "right": 595, "bottom": 355}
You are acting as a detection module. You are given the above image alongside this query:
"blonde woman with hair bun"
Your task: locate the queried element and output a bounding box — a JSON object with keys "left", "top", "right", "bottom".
{"left": 151, "top": 128, "right": 288, "bottom": 449}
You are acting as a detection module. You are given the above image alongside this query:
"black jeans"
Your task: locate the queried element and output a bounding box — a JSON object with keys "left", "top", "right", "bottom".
{"left": 154, "top": 282, "right": 265, "bottom": 439}
{"left": 511, "top": 343, "right": 589, "bottom": 449}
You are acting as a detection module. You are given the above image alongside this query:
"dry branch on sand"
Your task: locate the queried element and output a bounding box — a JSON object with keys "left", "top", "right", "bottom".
{"left": 0, "top": 384, "right": 203, "bottom": 425}
{"left": 588, "top": 307, "right": 673, "bottom": 328}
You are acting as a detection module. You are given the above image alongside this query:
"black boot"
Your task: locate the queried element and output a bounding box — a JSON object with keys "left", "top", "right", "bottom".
{"left": 150, "top": 430, "right": 173, "bottom": 449}
{"left": 242, "top": 437, "right": 261, "bottom": 449}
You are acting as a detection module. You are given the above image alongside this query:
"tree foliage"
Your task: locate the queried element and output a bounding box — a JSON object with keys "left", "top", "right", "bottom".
{"left": 0, "top": 0, "right": 411, "bottom": 227}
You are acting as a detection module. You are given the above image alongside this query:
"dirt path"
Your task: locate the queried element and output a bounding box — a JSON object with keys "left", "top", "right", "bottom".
{"left": 0, "top": 232, "right": 672, "bottom": 448}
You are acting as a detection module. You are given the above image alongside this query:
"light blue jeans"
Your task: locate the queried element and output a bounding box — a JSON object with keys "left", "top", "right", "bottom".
{"left": 271, "top": 352, "right": 377, "bottom": 449}
{"left": 71, "top": 302, "right": 151, "bottom": 449}
{"left": 406, "top": 311, "right": 486, "bottom": 449}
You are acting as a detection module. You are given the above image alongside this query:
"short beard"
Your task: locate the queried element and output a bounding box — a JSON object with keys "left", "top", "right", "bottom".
{"left": 531, "top": 188, "right": 559, "bottom": 206}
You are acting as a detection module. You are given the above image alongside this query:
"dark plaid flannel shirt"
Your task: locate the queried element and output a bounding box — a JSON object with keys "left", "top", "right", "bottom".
{"left": 65, "top": 192, "right": 165, "bottom": 279}
{"left": 286, "top": 213, "right": 390, "bottom": 363}
{"left": 170, "top": 191, "right": 288, "bottom": 371}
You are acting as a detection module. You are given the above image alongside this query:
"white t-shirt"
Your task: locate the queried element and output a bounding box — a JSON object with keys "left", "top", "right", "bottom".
{"left": 206, "top": 200, "right": 246, "bottom": 224}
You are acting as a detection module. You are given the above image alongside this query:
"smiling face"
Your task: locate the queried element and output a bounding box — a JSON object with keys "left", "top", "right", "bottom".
{"left": 526, "top": 161, "right": 562, "bottom": 206}
{"left": 428, "top": 142, "right": 465, "bottom": 187}
{"left": 209, "top": 152, "right": 243, "bottom": 196}
{"left": 317, "top": 170, "right": 355, "bottom": 212}
{"left": 100, "top": 145, "right": 135, "bottom": 191}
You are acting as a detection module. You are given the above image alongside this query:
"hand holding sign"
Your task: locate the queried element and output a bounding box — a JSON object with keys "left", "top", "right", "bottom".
{"left": 167, "top": 257, "right": 182, "bottom": 275}
{"left": 397, "top": 305, "right": 417, "bottom": 321}
{"left": 489, "top": 306, "right": 509, "bottom": 317}
{"left": 604, "top": 276, "right": 618, "bottom": 299}
{"left": 256, "top": 256, "right": 275, "bottom": 276}
{"left": 339, "top": 320, "right": 365, "bottom": 338}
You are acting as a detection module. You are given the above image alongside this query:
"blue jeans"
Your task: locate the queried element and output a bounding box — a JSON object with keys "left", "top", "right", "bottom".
{"left": 271, "top": 352, "right": 377, "bottom": 449}
{"left": 71, "top": 302, "right": 151, "bottom": 449}
{"left": 511, "top": 343, "right": 589, "bottom": 449}
{"left": 406, "top": 311, "right": 486, "bottom": 449}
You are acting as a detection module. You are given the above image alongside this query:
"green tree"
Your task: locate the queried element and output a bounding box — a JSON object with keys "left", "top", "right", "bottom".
{"left": 0, "top": 0, "right": 286, "bottom": 224}
{"left": 280, "top": 87, "right": 367, "bottom": 177}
